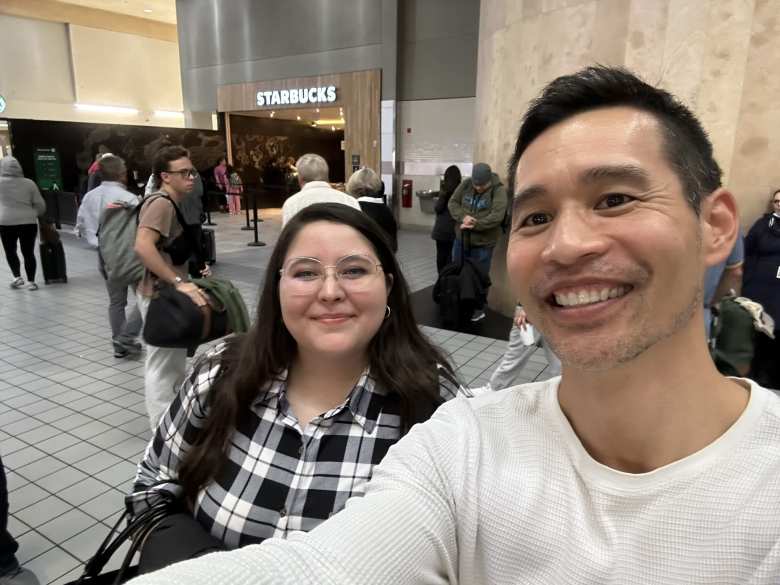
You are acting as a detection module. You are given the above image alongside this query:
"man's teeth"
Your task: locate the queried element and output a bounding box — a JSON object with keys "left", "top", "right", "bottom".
{"left": 554, "top": 286, "right": 628, "bottom": 307}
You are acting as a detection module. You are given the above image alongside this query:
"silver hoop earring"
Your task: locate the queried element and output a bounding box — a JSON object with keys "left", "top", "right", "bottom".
{"left": 384, "top": 305, "right": 391, "bottom": 319}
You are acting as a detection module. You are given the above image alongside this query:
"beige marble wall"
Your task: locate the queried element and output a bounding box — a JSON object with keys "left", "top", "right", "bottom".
{"left": 477, "top": 0, "right": 780, "bottom": 314}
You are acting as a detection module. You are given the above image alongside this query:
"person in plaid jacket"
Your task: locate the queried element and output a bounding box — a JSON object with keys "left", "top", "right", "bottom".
{"left": 128, "top": 203, "right": 469, "bottom": 572}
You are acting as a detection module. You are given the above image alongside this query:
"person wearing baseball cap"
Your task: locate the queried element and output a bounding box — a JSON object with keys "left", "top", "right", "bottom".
{"left": 447, "top": 162, "right": 509, "bottom": 321}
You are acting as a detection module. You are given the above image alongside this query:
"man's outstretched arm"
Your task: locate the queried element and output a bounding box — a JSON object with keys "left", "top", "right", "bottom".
{"left": 129, "top": 399, "right": 469, "bottom": 585}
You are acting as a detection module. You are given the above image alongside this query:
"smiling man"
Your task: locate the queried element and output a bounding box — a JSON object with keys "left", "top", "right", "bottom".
{"left": 131, "top": 67, "right": 780, "bottom": 584}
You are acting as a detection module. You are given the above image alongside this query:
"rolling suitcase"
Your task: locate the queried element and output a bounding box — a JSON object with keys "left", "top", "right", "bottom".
{"left": 40, "top": 241, "right": 68, "bottom": 284}
{"left": 432, "top": 233, "right": 489, "bottom": 329}
{"left": 202, "top": 227, "right": 216, "bottom": 265}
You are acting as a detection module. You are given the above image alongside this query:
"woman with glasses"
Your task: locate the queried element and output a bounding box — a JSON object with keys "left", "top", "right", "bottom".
{"left": 128, "top": 203, "right": 465, "bottom": 572}
{"left": 742, "top": 189, "right": 780, "bottom": 388}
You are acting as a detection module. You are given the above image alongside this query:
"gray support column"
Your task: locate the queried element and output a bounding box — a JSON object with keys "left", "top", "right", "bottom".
{"left": 381, "top": 0, "right": 399, "bottom": 211}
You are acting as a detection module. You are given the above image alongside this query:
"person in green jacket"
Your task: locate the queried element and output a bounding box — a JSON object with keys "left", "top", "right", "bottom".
{"left": 447, "top": 162, "right": 508, "bottom": 321}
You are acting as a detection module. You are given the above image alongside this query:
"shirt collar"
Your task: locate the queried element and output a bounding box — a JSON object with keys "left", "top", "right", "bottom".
{"left": 252, "top": 367, "right": 387, "bottom": 433}
{"left": 356, "top": 196, "right": 385, "bottom": 204}
{"left": 301, "top": 181, "right": 331, "bottom": 191}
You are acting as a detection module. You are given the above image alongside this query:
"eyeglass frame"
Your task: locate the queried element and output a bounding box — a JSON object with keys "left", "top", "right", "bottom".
{"left": 278, "top": 254, "right": 385, "bottom": 285}
{"left": 162, "top": 168, "right": 198, "bottom": 179}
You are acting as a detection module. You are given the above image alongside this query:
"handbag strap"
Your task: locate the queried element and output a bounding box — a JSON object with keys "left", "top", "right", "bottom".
{"left": 79, "top": 493, "right": 177, "bottom": 581}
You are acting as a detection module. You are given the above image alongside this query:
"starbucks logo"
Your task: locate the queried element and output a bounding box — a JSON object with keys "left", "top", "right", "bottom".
{"left": 0, "top": 95, "right": 5, "bottom": 114}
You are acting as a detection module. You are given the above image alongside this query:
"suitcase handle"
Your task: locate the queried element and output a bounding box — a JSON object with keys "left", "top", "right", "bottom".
{"left": 458, "top": 230, "right": 471, "bottom": 265}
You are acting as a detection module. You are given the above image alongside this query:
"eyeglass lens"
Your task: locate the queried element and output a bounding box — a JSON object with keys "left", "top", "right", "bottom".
{"left": 282, "top": 255, "right": 380, "bottom": 293}
{"left": 167, "top": 169, "right": 196, "bottom": 178}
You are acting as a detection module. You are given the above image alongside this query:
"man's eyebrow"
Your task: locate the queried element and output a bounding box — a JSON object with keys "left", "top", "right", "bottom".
{"left": 580, "top": 164, "right": 652, "bottom": 188}
{"left": 512, "top": 164, "right": 652, "bottom": 213}
{"left": 512, "top": 185, "right": 548, "bottom": 213}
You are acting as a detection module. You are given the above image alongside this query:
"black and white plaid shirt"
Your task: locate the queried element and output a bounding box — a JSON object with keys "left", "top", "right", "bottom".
{"left": 128, "top": 342, "right": 464, "bottom": 548}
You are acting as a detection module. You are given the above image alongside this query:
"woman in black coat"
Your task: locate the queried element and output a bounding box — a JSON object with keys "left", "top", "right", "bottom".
{"left": 743, "top": 189, "right": 780, "bottom": 388}
{"left": 431, "top": 165, "right": 462, "bottom": 273}
{"left": 346, "top": 168, "right": 398, "bottom": 252}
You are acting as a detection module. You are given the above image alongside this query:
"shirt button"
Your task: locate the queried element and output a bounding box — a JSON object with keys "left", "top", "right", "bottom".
{"left": 279, "top": 507, "right": 287, "bottom": 517}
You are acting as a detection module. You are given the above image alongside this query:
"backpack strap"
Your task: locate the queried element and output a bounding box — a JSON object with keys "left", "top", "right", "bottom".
{"left": 141, "top": 193, "right": 188, "bottom": 230}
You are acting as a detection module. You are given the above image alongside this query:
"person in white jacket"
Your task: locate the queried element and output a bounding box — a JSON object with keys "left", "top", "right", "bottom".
{"left": 0, "top": 157, "right": 46, "bottom": 291}
{"left": 129, "top": 66, "right": 780, "bottom": 585}
{"left": 281, "top": 153, "right": 361, "bottom": 226}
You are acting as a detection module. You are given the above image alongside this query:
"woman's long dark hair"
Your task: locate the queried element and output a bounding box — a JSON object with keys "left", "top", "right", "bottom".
{"left": 441, "top": 165, "right": 462, "bottom": 195}
{"left": 179, "top": 203, "right": 457, "bottom": 504}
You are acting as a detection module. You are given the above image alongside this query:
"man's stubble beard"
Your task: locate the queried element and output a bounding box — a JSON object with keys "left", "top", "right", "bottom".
{"left": 543, "top": 281, "right": 703, "bottom": 372}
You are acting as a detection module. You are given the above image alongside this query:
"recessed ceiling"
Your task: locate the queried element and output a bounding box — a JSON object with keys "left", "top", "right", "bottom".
{"left": 56, "top": 0, "right": 177, "bottom": 24}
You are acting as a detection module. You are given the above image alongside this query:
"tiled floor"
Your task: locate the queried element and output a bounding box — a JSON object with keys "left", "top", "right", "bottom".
{"left": 0, "top": 210, "right": 553, "bottom": 583}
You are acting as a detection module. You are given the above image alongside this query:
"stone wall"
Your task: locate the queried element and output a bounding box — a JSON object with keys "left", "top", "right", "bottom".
{"left": 476, "top": 0, "right": 780, "bottom": 314}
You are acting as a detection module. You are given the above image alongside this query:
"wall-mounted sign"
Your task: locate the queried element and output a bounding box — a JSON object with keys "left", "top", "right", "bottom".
{"left": 33, "top": 147, "right": 63, "bottom": 190}
{"left": 256, "top": 86, "right": 337, "bottom": 107}
{"left": 0, "top": 95, "right": 6, "bottom": 114}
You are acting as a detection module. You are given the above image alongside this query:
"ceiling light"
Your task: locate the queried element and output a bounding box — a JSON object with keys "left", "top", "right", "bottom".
{"left": 314, "top": 119, "right": 345, "bottom": 125}
{"left": 270, "top": 111, "right": 275, "bottom": 117}
{"left": 75, "top": 103, "right": 138, "bottom": 114}
{"left": 316, "top": 108, "right": 320, "bottom": 113}
{"left": 331, "top": 126, "right": 336, "bottom": 131}
{"left": 296, "top": 115, "right": 301, "bottom": 120}
{"left": 144, "top": 8, "right": 153, "bottom": 13}
{"left": 154, "top": 110, "right": 184, "bottom": 117}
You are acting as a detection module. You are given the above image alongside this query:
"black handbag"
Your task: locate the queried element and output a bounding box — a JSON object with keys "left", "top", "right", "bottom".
{"left": 142, "top": 285, "right": 229, "bottom": 349}
{"left": 65, "top": 494, "right": 176, "bottom": 584}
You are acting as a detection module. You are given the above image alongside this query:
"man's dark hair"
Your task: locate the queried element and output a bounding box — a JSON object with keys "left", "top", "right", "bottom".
{"left": 152, "top": 145, "right": 190, "bottom": 188}
{"left": 507, "top": 66, "right": 722, "bottom": 213}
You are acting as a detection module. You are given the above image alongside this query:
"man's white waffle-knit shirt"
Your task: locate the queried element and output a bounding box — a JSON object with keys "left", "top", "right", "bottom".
{"left": 131, "top": 378, "right": 780, "bottom": 584}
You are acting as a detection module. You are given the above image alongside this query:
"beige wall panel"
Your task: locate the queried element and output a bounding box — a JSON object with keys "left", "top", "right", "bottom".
{"left": 659, "top": 0, "right": 709, "bottom": 109}
{"left": 591, "top": 0, "right": 630, "bottom": 66}
{"left": 0, "top": 0, "right": 176, "bottom": 42}
{"left": 624, "top": 0, "right": 670, "bottom": 84}
{"left": 0, "top": 15, "right": 75, "bottom": 104}
{"left": 729, "top": 0, "right": 780, "bottom": 227}
{"left": 69, "top": 24, "right": 183, "bottom": 112}
{"left": 696, "top": 0, "right": 754, "bottom": 185}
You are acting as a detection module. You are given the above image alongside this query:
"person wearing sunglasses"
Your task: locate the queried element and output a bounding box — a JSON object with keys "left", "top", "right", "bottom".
{"left": 127, "top": 203, "right": 467, "bottom": 572}
{"left": 134, "top": 145, "right": 212, "bottom": 430}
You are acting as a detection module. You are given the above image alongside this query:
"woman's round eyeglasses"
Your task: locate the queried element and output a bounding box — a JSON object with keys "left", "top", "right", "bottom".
{"left": 279, "top": 254, "right": 384, "bottom": 295}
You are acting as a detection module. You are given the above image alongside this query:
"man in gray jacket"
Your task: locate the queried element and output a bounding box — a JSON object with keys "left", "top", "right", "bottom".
{"left": 448, "top": 162, "right": 508, "bottom": 321}
{"left": 0, "top": 157, "right": 46, "bottom": 291}
{"left": 77, "top": 155, "right": 143, "bottom": 358}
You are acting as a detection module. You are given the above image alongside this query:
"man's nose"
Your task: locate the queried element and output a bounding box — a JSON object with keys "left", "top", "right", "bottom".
{"left": 540, "top": 208, "right": 609, "bottom": 266}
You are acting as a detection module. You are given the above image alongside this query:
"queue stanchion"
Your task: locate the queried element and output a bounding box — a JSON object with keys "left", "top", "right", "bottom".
{"left": 241, "top": 192, "right": 253, "bottom": 231}
{"left": 204, "top": 190, "right": 217, "bottom": 226}
{"left": 247, "top": 188, "right": 266, "bottom": 247}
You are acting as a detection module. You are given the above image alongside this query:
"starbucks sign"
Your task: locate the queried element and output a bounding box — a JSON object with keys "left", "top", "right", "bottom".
{"left": 0, "top": 95, "right": 6, "bottom": 114}
{"left": 256, "top": 86, "right": 337, "bottom": 107}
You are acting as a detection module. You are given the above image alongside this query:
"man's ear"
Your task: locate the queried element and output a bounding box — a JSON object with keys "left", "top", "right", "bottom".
{"left": 700, "top": 188, "right": 740, "bottom": 268}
